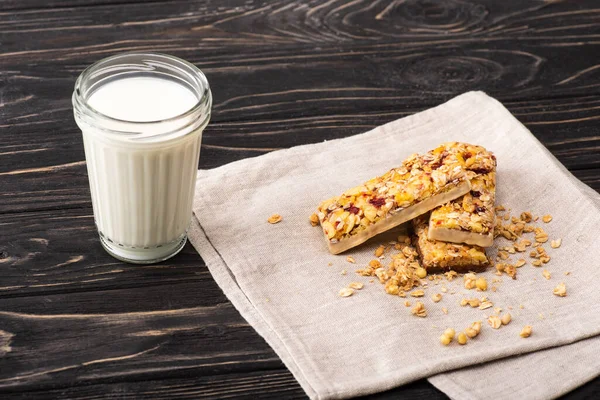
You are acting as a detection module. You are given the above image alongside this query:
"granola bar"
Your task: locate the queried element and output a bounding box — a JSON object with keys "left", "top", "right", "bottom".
{"left": 428, "top": 143, "right": 496, "bottom": 247}
{"left": 413, "top": 214, "right": 490, "bottom": 272}
{"left": 316, "top": 144, "right": 471, "bottom": 254}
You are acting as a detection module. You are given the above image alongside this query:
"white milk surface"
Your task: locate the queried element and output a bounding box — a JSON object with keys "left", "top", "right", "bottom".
{"left": 81, "top": 76, "right": 203, "bottom": 261}
{"left": 88, "top": 76, "right": 198, "bottom": 122}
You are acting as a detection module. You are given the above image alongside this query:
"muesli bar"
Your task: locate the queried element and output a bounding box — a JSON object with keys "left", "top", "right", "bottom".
{"left": 428, "top": 143, "right": 496, "bottom": 247}
{"left": 413, "top": 214, "right": 490, "bottom": 272}
{"left": 316, "top": 144, "right": 471, "bottom": 254}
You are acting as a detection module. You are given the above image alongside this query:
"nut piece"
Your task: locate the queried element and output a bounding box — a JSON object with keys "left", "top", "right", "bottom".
{"left": 542, "top": 214, "right": 552, "bottom": 223}
{"left": 346, "top": 256, "right": 356, "bottom": 264}
{"left": 553, "top": 282, "right": 567, "bottom": 297}
{"left": 515, "top": 259, "right": 526, "bottom": 268}
{"left": 465, "top": 327, "right": 478, "bottom": 338}
{"left": 416, "top": 267, "right": 428, "bottom": 279}
{"left": 348, "top": 282, "right": 364, "bottom": 290}
{"left": 488, "top": 315, "right": 502, "bottom": 329}
{"left": 339, "top": 288, "right": 354, "bottom": 297}
{"left": 309, "top": 213, "right": 320, "bottom": 226}
{"left": 550, "top": 239, "right": 561, "bottom": 249}
{"left": 412, "top": 301, "right": 427, "bottom": 317}
{"left": 432, "top": 293, "right": 443, "bottom": 303}
{"left": 457, "top": 332, "right": 468, "bottom": 345}
{"left": 520, "top": 325, "right": 532, "bottom": 338}
{"left": 475, "top": 277, "right": 488, "bottom": 291}
{"left": 444, "top": 328, "right": 456, "bottom": 339}
{"left": 440, "top": 334, "right": 452, "bottom": 346}
{"left": 267, "top": 214, "right": 283, "bottom": 224}
{"left": 374, "top": 245, "right": 385, "bottom": 257}
{"left": 501, "top": 313, "right": 512, "bottom": 325}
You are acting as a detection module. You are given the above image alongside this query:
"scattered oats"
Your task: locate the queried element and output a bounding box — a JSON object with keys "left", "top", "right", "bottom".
{"left": 491, "top": 286, "right": 498, "bottom": 292}
{"left": 472, "top": 321, "right": 482, "bottom": 334}
{"left": 503, "top": 214, "right": 510, "bottom": 221}
{"left": 411, "top": 301, "right": 427, "bottom": 317}
{"left": 464, "top": 273, "right": 477, "bottom": 290}
{"left": 501, "top": 313, "right": 512, "bottom": 325}
{"left": 538, "top": 313, "right": 545, "bottom": 320}
{"left": 542, "top": 270, "right": 551, "bottom": 280}
{"left": 432, "top": 293, "right": 443, "bottom": 303}
{"left": 341, "top": 269, "right": 347, "bottom": 275}
{"left": 404, "top": 300, "right": 411, "bottom": 307}
{"left": 267, "top": 214, "right": 283, "bottom": 224}
{"left": 498, "top": 251, "right": 509, "bottom": 260}
{"left": 442, "top": 307, "right": 448, "bottom": 315}
{"left": 441, "top": 287, "right": 448, "bottom": 293}
{"left": 445, "top": 271, "right": 458, "bottom": 281}
{"left": 309, "top": 213, "right": 320, "bottom": 226}
{"left": 532, "top": 260, "right": 542, "bottom": 267}
{"left": 374, "top": 246, "right": 385, "bottom": 258}
{"left": 519, "top": 304, "right": 524, "bottom": 309}
{"left": 411, "top": 290, "right": 425, "bottom": 297}
{"left": 505, "top": 265, "right": 517, "bottom": 279}
{"left": 496, "top": 205, "right": 506, "bottom": 212}
{"left": 530, "top": 251, "right": 537, "bottom": 258}
{"left": 349, "top": 282, "right": 364, "bottom": 290}
{"left": 540, "top": 256, "right": 551, "bottom": 264}
{"left": 328, "top": 262, "right": 333, "bottom": 266}
{"left": 265, "top": 298, "right": 270, "bottom": 302}
{"left": 339, "top": 288, "right": 354, "bottom": 297}
{"left": 515, "top": 259, "right": 526, "bottom": 268}
{"left": 479, "top": 301, "right": 493, "bottom": 310}
{"left": 553, "top": 282, "right": 567, "bottom": 297}
{"left": 457, "top": 332, "right": 468, "bottom": 345}
{"left": 564, "top": 271, "right": 571, "bottom": 276}
{"left": 346, "top": 256, "right": 356, "bottom": 264}
{"left": 494, "top": 307, "right": 503, "bottom": 314}
{"left": 542, "top": 214, "right": 552, "bottom": 223}
{"left": 520, "top": 325, "right": 532, "bottom": 338}
{"left": 520, "top": 212, "right": 533, "bottom": 222}
{"left": 488, "top": 315, "right": 502, "bottom": 329}
{"left": 460, "top": 298, "right": 469, "bottom": 307}
{"left": 468, "top": 298, "right": 481, "bottom": 308}
{"left": 550, "top": 239, "right": 561, "bottom": 249}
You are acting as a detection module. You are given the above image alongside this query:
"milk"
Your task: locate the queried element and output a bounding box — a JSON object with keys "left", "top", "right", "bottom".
{"left": 79, "top": 76, "right": 204, "bottom": 262}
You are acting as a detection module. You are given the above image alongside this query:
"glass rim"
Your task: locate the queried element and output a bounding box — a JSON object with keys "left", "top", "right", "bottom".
{"left": 73, "top": 52, "right": 211, "bottom": 140}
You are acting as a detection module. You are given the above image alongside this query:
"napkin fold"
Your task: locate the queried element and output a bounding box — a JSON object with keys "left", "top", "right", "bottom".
{"left": 189, "top": 92, "right": 600, "bottom": 400}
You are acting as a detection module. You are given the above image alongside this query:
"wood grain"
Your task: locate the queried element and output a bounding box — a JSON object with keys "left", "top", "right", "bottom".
{"left": 1, "top": 0, "right": 600, "bottom": 399}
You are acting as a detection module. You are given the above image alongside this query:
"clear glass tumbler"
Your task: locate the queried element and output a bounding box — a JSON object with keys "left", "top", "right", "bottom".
{"left": 72, "top": 53, "right": 212, "bottom": 264}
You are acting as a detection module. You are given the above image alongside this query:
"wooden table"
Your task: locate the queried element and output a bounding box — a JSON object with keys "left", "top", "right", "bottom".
{"left": 1, "top": 0, "right": 599, "bottom": 398}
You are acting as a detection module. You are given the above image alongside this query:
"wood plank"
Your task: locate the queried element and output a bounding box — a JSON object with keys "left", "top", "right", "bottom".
{"left": 0, "top": 371, "right": 449, "bottom": 399}
{"left": 1, "top": 96, "right": 599, "bottom": 213}
{"left": 0, "top": 207, "right": 214, "bottom": 297}
{"left": 0, "top": 282, "right": 285, "bottom": 392}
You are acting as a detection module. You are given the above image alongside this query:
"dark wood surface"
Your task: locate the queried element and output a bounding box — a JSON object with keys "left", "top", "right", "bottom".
{"left": 1, "top": 0, "right": 599, "bottom": 398}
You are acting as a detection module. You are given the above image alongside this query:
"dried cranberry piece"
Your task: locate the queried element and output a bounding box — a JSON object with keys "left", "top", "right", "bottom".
{"left": 464, "top": 152, "right": 472, "bottom": 158}
{"left": 470, "top": 167, "right": 491, "bottom": 174}
{"left": 471, "top": 191, "right": 481, "bottom": 198}
{"left": 369, "top": 197, "right": 386, "bottom": 208}
{"left": 475, "top": 206, "right": 486, "bottom": 213}
{"left": 347, "top": 205, "right": 360, "bottom": 214}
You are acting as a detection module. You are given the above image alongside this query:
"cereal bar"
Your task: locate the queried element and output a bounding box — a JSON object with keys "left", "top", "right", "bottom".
{"left": 413, "top": 214, "right": 490, "bottom": 272}
{"left": 316, "top": 144, "right": 471, "bottom": 254}
{"left": 428, "top": 143, "right": 496, "bottom": 247}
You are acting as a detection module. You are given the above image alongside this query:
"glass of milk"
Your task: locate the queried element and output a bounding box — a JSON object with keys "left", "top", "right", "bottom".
{"left": 72, "top": 53, "right": 212, "bottom": 264}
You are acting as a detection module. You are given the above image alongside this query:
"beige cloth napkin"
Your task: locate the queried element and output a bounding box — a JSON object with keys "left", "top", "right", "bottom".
{"left": 188, "top": 92, "right": 600, "bottom": 400}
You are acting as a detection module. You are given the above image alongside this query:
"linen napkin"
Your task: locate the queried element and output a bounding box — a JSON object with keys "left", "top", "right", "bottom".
{"left": 188, "top": 91, "right": 600, "bottom": 400}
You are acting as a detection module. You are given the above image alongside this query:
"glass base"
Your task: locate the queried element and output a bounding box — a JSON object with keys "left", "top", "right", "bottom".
{"left": 99, "top": 233, "right": 187, "bottom": 264}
